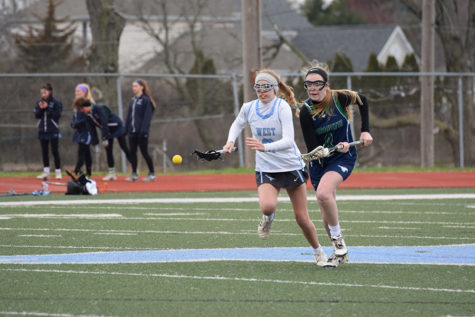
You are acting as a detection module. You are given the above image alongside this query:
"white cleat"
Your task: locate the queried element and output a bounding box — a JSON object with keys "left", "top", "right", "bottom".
{"left": 36, "top": 171, "right": 49, "bottom": 179}
{"left": 257, "top": 213, "right": 274, "bottom": 239}
{"left": 125, "top": 173, "right": 138, "bottom": 182}
{"left": 142, "top": 174, "right": 156, "bottom": 182}
{"left": 314, "top": 249, "right": 329, "bottom": 267}
{"left": 102, "top": 173, "right": 117, "bottom": 181}
{"left": 324, "top": 253, "right": 349, "bottom": 268}
{"left": 331, "top": 235, "right": 348, "bottom": 257}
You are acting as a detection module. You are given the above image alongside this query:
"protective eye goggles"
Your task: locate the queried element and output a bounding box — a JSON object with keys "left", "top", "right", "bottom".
{"left": 253, "top": 83, "right": 275, "bottom": 92}
{"left": 303, "top": 80, "right": 326, "bottom": 91}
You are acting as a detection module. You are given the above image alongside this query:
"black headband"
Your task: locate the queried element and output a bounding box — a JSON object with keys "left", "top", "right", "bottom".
{"left": 306, "top": 68, "right": 328, "bottom": 82}
{"left": 135, "top": 80, "right": 144, "bottom": 86}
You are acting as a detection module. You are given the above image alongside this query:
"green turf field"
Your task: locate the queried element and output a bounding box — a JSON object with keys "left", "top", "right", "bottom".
{"left": 0, "top": 188, "right": 474, "bottom": 316}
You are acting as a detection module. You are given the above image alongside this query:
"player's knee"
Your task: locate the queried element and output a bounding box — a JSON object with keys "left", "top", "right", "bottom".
{"left": 260, "top": 202, "right": 277, "bottom": 215}
{"left": 316, "top": 189, "right": 332, "bottom": 203}
{"left": 294, "top": 213, "right": 310, "bottom": 228}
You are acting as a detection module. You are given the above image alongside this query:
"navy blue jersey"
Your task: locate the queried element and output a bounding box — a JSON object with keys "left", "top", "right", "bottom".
{"left": 71, "top": 110, "right": 98, "bottom": 145}
{"left": 125, "top": 94, "right": 154, "bottom": 137}
{"left": 300, "top": 92, "right": 357, "bottom": 163}
{"left": 34, "top": 97, "right": 62, "bottom": 139}
{"left": 88, "top": 104, "right": 125, "bottom": 140}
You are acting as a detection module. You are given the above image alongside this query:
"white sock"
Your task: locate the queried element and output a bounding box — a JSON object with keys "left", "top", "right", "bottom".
{"left": 43, "top": 167, "right": 50, "bottom": 174}
{"left": 55, "top": 169, "right": 61, "bottom": 173}
{"left": 313, "top": 246, "right": 322, "bottom": 255}
{"left": 329, "top": 224, "right": 341, "bottom": 237}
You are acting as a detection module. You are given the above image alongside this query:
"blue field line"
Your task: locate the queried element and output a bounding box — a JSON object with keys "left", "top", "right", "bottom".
{"left": 1, "top": 245, "right": 474, "bottom": 265}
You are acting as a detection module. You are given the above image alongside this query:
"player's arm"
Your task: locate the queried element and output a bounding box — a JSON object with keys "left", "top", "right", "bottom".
{"left": 299, "top": 104, "right": 319, "bottom": 152}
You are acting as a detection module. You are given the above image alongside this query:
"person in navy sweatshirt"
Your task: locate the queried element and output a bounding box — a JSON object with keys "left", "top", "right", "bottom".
{"left": 125, "top": 79, "right": 157, "bottom": 182}
{"left": 74, "top": 98, "right": 131, "bottom": 181}
{"left": 34, "top": 83, "right": 63, "bottom": 179}
{"left": 71, "top": 85, "right": 98, "bottom": 177}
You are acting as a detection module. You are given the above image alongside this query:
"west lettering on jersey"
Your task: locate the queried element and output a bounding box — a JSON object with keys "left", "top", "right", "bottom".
{"left": 256, "top": 127, "right": 276, "bottom": 137}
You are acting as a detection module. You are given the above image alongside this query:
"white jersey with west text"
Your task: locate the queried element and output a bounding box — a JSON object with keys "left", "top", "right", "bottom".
{"left": 227, "top": 97, "right": 304, "bottom": 173}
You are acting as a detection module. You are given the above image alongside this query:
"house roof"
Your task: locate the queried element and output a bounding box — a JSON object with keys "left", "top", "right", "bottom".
{"left": 293, "top": 24, "right": 399, "bottom": 71}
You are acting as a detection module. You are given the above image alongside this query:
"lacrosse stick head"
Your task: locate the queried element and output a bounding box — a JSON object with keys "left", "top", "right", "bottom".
{"left": 301, "top": 145, "right": 330, "bottom": 163}
{"left": 192, "top": 149, "right": 223, "bottom": 161}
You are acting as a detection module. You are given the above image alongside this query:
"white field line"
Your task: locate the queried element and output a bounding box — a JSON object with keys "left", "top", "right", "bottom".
{"left": 18, "top": 234, "right": 62, "bottom": 238}
{"left": 0, "top": 225, "right": 473, "bottom": 241}
{"left": 1, "top": 193, "right": 475, "bottom": 207}
{"left": 1, "top": 268, "right": 473, "bottom": 294}
{"left": 19, "top": 206, "right": 469, "bottom": 216}
{"left": 0, "top": 214, "right": 122, "bottom": 219}
{"left": 378, "top": 227, "right": 419, "bottom": 230}
{"left": 2, "top": 213, "right": 474, "bottom": 225}
{"left": 0, "top": 311, "right": 116, "bottom": 317}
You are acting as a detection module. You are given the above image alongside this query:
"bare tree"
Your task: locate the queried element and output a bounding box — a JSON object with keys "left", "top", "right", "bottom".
{"left": 85, "top": 0, "right": 125, "bottom": 107}
{"left": 400, "top": 0, "right": 475, "bottom": 165}
{"left": 135, "top": 0, "right": 232, "bottom": 149}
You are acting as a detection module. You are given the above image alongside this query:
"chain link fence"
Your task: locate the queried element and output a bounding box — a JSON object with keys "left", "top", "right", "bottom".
{"left": 0, "top": 72, "right": 473, "bottom": 174}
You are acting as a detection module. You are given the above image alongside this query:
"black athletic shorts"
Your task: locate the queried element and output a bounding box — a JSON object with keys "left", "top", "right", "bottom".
{"left": 255, "top": 169, "right": 308, "bottom": 189}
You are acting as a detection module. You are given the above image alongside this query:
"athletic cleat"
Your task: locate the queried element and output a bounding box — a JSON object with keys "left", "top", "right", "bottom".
{"left": 331, "top": 235, "right": 348, "bottom": 256}
{"left": 55, "top": 170, "right": 62, "bottom": 179}
{"left": 36, "top": 171, "right": 49, "bottom": 179}
{"left": 103, "top": 173, "right": 117, "bottom": 181}
{"left": 314, "top": 249, "right": 329, "bottom": 267}
{"left": 125, "top": 172, "right": 138, "bottom": 182}
{"left": 103, "top": 170, "right": 117, "bottom": 181}
{"left": 324, "top": 253, "right": 349, "bottom": 268}
{"left": 257, "top": 213, "right": 274, "bottom": 239}
{"left": 142, "top": 174, "right": 156, "bottom": 182}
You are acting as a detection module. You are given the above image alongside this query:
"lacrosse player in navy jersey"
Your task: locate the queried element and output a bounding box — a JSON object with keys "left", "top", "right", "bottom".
{"left": 34, "top": 83, "right": 63, "bottom": 179}
{"left": 223, "top": 69, "right": 328, "bottom": 267}
{"left": 125, "top": 79, "right": 157, "bottom": 182}
{"left": 298, "top": 61, "right": 373, "bottom": 267}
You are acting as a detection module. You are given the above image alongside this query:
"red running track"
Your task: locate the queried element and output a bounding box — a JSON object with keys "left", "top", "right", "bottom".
{"left": 0, "top": 171, "right": 474, "bottom": 194}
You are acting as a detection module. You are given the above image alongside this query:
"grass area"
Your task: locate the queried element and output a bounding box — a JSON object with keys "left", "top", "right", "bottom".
{"left": 0, "top": 165, "right": 474, "bottom": 178}
{"left": 0, "top": 189, "right": 474, "bottom": 316}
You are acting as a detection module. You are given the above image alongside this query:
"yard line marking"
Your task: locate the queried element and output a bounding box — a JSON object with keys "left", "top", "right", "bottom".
{"left": 93, "top": 233, "right": 138, "bottom": 236}
{"left": 18, "top": 234, "right": 62, "bottom": 238}
{"left": 0, "top": 227, "right": 473, "bottom": 241}
{"left": 1, "top": 193, "right": 475, "bottom": 206}
{"left": 0, "top": 245, "right": 152, "bottom": 250}
{"left": 0, "top": 311, "right": 117, "bottom": 317}
{"left": 0, "top": 267, "right": 473, "bottom": 293}
{"left": 143, "top": 213, "right": 208, "bottom": 216}
{"left": 0, "top": 214, "right": 122, "bottom": 219}
{"left": 378, "top": 227, "right": 419, "bottom": 230}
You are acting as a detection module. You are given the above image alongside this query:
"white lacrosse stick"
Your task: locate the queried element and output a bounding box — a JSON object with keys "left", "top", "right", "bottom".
{"left": 301, "top": 140, "right": 364, "bottom": 163}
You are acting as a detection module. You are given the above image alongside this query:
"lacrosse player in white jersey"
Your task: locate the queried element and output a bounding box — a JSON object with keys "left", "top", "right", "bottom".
{"left": 223, "top": 69, "right": 328, "bottom": 267}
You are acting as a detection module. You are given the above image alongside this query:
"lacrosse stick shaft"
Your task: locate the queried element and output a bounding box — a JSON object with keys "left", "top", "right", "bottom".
{"left": 330, "top": 140, "right": 364, "bottom": 151}
{"left": 218, "top": 147, "right": 237, "bottom": 154}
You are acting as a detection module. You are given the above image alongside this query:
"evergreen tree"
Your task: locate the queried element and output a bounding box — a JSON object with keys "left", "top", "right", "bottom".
{"left": 401, "top": 53, "right": 419, "bottom": 72}
{"left": 302, "top": 0, "right": 365, "bottom": 26}
{"left": 365, "top": 53, "right": 382, "bottom": 72}
{"left": 328, "top": 53, "right": 353, "bottom": 88}
{"left": 14, "top": 0, "right": 76, "bottom": 72}
{"left": 383, "top": 56, "right": 400, "bottom": 72}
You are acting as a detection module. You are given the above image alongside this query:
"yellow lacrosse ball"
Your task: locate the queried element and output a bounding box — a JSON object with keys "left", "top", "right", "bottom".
{"left": 172, "top": 154, "right": 183, "bottom": 165}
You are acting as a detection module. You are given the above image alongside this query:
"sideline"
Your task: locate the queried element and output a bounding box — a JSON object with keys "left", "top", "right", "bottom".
{"left": 1, "top": 193, "right": 475, "bottom": 206}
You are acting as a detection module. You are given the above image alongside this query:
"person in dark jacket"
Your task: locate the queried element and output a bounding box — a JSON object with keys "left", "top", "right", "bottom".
{"left": 125, "top": 79, "right": 157, "bottom": 182}
{"left": 35, "top": 83, "right": 63, "bottom": 179}
{"left": 75, "top": 98, "right": 131, "bottom": 181}
{"left": 71, "top": 85, "right": 98, "bottom": 177}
